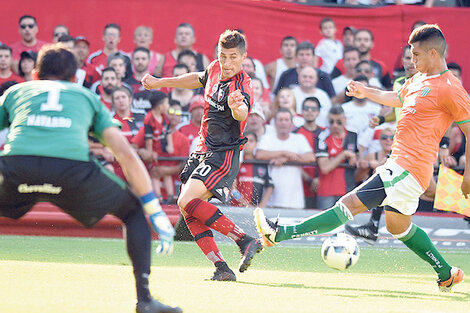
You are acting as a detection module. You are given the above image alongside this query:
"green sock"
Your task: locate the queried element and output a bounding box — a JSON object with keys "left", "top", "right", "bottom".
{"left": 398, "top": 224, "right": 452, "bottom": 281}
{"left": 275, "top": 203, "right": 352, "bottom": 242}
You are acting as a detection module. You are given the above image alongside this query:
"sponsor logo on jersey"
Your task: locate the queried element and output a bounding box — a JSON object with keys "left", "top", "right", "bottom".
{"left": 18, "top": 183, "right": 62, "bottom": 194}
{"left": 27, "top": 115, "right": 72, "bottom": 128}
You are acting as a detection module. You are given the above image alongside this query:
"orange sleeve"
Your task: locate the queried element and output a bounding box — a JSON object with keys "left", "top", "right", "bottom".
{"left": 442, "top": 82, "right": 470, "bottom": 125}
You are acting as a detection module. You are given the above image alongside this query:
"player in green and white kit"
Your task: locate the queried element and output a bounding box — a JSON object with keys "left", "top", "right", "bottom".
{"left": 0, "top": 44, "right": 182, "bottom": 313}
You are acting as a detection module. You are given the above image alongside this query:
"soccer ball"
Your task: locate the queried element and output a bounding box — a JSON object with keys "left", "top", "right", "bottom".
{"left": 321, "top": 233, "right": 360, "bottom": 271}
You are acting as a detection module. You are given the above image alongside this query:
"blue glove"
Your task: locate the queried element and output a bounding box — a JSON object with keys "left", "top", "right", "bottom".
{"left": 141, "top": 192, "right": 175, "bottom": 255}
{"left": 149, "top": 211, "right": 175, "bottom": 255}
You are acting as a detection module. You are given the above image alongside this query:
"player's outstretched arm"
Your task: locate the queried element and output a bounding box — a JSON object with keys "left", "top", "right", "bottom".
{"left": 102, "top": 126, "right": 175, "bottom": 255}
{"left": 347, "top": 80, "right": 401, "bottom": 108}
{"left": 141, "top": 72, "right": 204, "bottom": 90}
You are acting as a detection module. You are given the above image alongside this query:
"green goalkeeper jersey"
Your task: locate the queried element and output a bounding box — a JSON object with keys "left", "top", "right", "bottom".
{"left": 0, "top": 80, "right": 119, "bottom": 161}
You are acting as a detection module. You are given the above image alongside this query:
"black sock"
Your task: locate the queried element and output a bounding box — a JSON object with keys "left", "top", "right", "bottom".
{"left": 369, "top": 206, "right": 383, "bottom": 231}
{"left": 122, "top": 207, "right": 152, "bottom": 303}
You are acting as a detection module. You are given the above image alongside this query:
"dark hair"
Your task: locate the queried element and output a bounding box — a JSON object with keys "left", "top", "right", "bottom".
{"left": 18, "top": 51, "right": 37, "bottom": 77}
{"left": 244, "top": 130, "right": 258, "bottom": 142}
{"left": 0, "top": 80, "right": 18, "bottom": 96}
{"left": 177, "top": 23, "right": 195, "bottom": 34}
{"left": 245, "top": 56, "right": 256, "bottom": 70}
{"left": 274, "top": 107, "right": 293, "bottom": 120}
{"left": 296, "top": 41, "right": 315, "bottom": 55}
{"left": 412, "top": 20, "right": 427, "bottom": 31}
{"left": 356, "top": 60, "right": 371, "bottom": 69}
{"left": 303, "top": 96, "right": 321, "bottom": 109}
{"left": 353, "top": 74, "right": 369, "bottom": 83}
{"left": 447, "top": 62, "right": 462, "bottom": 74}
{"left": 101, "top": 67, "right": 117, "bottom": 76}
{"left": 320, "top": 17, "right": 335, "bottom": 29}
{"left": 355, "top": 29, "right": 374, "bottom": 42}
{"left": 107, "top": 52, "right": 126, "bottom": 66}
{"left": 402, "top": 44, "right": 411, "bottom": 56}
{"left": 343, "top": 46, "right": 360, "bottom": 58}
{"left": 111, "top": 86, "right": 132, "bottom": 101}
{"left": 251, "top": 76, "right": 264, "bottom": 90}
{"left": 149, "top": 90, "right": 168, "bottom": 109}
{"left": 408, "top": 24, "right": 446, "bottom": 56}
{"left": 133, "top": 47, "right": 150, "bottom": 57}
{"left": 36, "top": 44, "right": 77, "bottom": 81}
{"left": 0, "top": 44, "right": 12, "bottom": 54}
{"left": 173, "top": 63, "right": 189, "bottom": 74}
{"left": 328, "top": 106, "right": 344, "bottom": 116}
{"left": 281, "top": 36, "right": 297, "bottom": 47}
{"left": 19, "top": 15, "right": 36, "bottom": 25}
{"left": 177, "top": 49, "right": 197, "bottom": 63}
{"left": 104, "top": 23, "right": 121, "bottom": 33}
{"left": 343, "top": 26, "right": 356, "bottom": 35}
{"left": 218, "top": 30, "right": 247, "bottom": 54}
{"left": 58, "top": 35, "right": 74, "bottom": 43}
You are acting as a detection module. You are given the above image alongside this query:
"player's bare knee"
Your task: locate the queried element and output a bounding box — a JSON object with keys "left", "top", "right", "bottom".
{"left": 339, "top": 193, "right": 367, "bottom": 216}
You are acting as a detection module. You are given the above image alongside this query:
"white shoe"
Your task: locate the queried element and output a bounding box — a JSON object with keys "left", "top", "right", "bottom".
{"left": 253, "top": 208, "right": 279, "bottom": 247}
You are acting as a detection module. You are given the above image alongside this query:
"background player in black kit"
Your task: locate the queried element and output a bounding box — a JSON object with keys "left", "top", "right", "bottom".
{"left": 142, "top": 30, "right": 262, "bottom": 281}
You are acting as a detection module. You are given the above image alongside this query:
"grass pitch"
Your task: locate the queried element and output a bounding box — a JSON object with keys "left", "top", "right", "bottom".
{"left": 0, "top": 235, "right": 469, "bottom": 313}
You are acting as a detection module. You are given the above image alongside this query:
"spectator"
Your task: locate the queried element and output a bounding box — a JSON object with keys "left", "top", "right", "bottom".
{"left": 141, "top": 91, "right": 172, "bottom": 201}
{"left": 315, "top": 18, "right": 343, "bottom": 75}
{"left": 448, "top": 62, "right": 462, "bottom": 83}
{"left": 150, "top": 102, "right": 190, "bottom": 204}
{"left": 291, "top": 66, "right": 332, "bottom": 128}
{"left": 242, "top": 56, "right": 257, "bottom": 78}
{"left": 265, "top": 36, "right": 298, "bottom": 93}
{"left": 343, "top": 75, "right": 381, "bottom": 135}
{"left": 73, "top": 36, "right": 100, "bottom": 89}
{"left": 179, "top": 95, "right": 204, "bottom": 143}
{"left": 245, "top": 104, "right": 267, "bottom": 141}
{"left": 332, "top": 47, "right": 361, "bottom": 97}
{"left": 122, "top": 47, "right": 154, "bottom": 113}
{"left": 274, "top": 41, "right": 335, "bottom": 98}
{"left": 271, "top": 88, "right": 304, "bottom": 128}
{"left": 18, "top": 51, "right": 37, "bottom": 82}
{"left": 354, "top": 29, "right": 392, "bottom": 89}
{"left": 342, "top": 26, "right": 356, "bottom": 49}
{"left": 0, "top": 44, "right": 24, "bottom": 85}
{"left": 355, "top": 60, "right": 383, "bottom": 89}
{"left": 316, "top": 106, "right": 358, "bottom": 210}
{"left": 169, "top": 64, "right": 194, "bottom": 111}
{"left": 252, "top": 76, "right": 271, "bottom": 119}
{"left": 52, "top": 24, "right": 69, "bottom": 43}
{"left": 91, "top": 53, "right": 132, "bottom": 96}
{"left": 177, "top": 49, "right": 198, "bottom": 72}
{"left": 10, "top": 15, "right": 46, "bottom": 73}
{"left": 232, "top": 131, "right": 274, "bottom": 208}
{"left": 294, "top": 97, "right": 324, "bottom": 208}
{"left": 88, "top": 23, "right": 132, "bottom": 78}
{"left": 57, "top": 34, "right": 75, "bottom": 49}
{"left": 97, "top": 67, "right": 120, "bottom": 110}
{"left": 256, "top": 108, "right": 315, "bottom": 209}
{"left": 393, "top": 21, "right": 426, "bottom": 78}
{"left": 110, "top": 87, "right": 145, "bottom": 180}
{"left": 154, "top": 23, "right": 209, "bottom": 77}
{"left": 124, "top": 47, "right": 151, "bottom": 94}
{"left": 133, "top": 26, "right": 162, "bottom": 74}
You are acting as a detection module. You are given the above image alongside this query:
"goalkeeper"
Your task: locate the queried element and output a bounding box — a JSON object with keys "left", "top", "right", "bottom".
{"left": 0, "top": 44, "right": 181, "bottom": 313}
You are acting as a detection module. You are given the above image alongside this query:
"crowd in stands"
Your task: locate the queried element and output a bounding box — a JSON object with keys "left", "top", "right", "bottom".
{"left": 0, "top": 15, "right": 467, "bottom": 211}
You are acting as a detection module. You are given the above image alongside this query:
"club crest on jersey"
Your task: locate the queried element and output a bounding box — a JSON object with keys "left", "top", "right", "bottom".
{"left": 421, "top": 87, "right": 431, "bottom": 97}
{"left": 258, "top": 167, "right": 266, "bottom": 177}
{"left": 218, "top": 89, "right": 225, "bottom": 102}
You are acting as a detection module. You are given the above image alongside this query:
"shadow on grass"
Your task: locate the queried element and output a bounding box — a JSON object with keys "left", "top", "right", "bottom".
{"left": 235, "top": 281, "right": 470, "bottom": 302}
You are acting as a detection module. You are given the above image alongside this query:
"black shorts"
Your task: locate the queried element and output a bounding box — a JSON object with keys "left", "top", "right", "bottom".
{"left": 0, "top": 155, "right": 141, "bottom": 227}
{"left": 180, "top": 149, "right": 240, "bottom": 203}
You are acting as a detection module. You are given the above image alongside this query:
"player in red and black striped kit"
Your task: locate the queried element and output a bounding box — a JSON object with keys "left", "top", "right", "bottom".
{"left": 142, "top": 30, "right": 263, "bottom": 281}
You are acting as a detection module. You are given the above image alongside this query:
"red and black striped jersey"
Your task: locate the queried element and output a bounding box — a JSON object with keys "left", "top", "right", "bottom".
{"left": 195, "top": 60, "right": 254, "bottom": 152}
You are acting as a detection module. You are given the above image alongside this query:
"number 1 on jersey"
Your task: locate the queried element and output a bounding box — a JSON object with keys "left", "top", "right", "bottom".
{"left": 41, "top": 88, "right": 63, "bottom": 112}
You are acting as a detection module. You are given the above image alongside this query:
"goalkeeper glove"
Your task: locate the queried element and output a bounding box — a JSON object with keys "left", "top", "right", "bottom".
{"left": 141, "top": 192, "right": 175, "bottom": 255}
